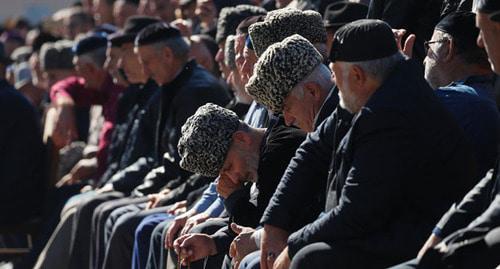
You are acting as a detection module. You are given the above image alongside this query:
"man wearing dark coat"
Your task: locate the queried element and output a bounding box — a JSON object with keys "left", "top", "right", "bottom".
{"left": 260, "top": 20, "right": 477, "bottom": 269}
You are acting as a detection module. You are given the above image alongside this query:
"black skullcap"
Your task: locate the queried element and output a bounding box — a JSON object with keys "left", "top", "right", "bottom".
{"left": 436, "top": 12, "right": 479, "bottom": 52}
{"left": 73, "top": 33, "right": 108, "bottom": 56}
{"left": 330, "top": 19, "right": 398, "bottom": 63}
{"left": 31, "top": 31, "right": 59, "bottom": 52}
{"left": 323, "top": 1, "right": 368, "bottom": 29}
{"left": 110, "top": 16, "right": 161, "bottom": 47}
{"left": 475, "top": 0, "right": 500, "bottom": 21}
{"left": 236, "top": 15, "right": 266, "bottom": 35}
{"left": 135, "top": 22, "right": 182, "bottom": 46}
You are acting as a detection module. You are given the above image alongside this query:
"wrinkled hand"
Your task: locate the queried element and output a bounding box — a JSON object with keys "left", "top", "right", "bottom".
{"left": 417, "top": 233, "right": 442, "bottom": 260}
{"left": 173, "top": 233, "right": 217, "bottom": 265}
{"left": 96, "top": 183, "right": 114, "bottom": 194}
{"left": 52, "top": 104, "right": 78, "bottom": 149}
{"left": 167, "top": 200, "right": 187, "bottom": 215}
{"left": 180, "top": 212, "right": 210, "bottom": 236}
{"left": 272, "top": 247, "right": 291, "bottom": 269}
{"left": 56, "top": 158, "right": 97, "bottom": 187}
{"left": 393, "top": 29, "right": 416, "bottom": 58}
{"left": 216, "top": 175, "right": 243, "bottom": 199}
{"left": 229, "top": 223, "right": 257, "bottom": 269}
{"left": 145, "top": 189, "right": 172, "bottom": 210}
{"left": 260, "top": 224, "right": 289, "bottom": 269}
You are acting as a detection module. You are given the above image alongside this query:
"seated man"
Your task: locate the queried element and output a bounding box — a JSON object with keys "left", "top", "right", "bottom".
{"left": 423, "top": 11, "right": 499, "bottom": 179}
{"left": 0, "top": 41, "right": 45, "bottom": 225}
{"left": 390, "top": 1, "right": 500, "bottom": 268}
{"left": 173, "top": 103, "right": 305, "bottom": 268}
{"left": 259, "top": 19, "right": 477, "bottom": 269}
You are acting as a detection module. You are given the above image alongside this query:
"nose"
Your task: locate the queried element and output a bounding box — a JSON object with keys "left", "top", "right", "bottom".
{"left": 477, "top": 32, "right": 484, "bottom": 48}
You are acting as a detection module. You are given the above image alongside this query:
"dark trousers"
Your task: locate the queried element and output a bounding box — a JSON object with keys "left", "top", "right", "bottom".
{"left": 101, "top": 205, "right": 169, "bottom": 269}
{"left": 68, "top": 191, "right": 124, "bottom": 269}
{"left": 92, "top": 196, "right": 149, "bottom": 269}
{"left": 145, "top": 218, "right": 173, "bottom": 269}
{"left": 289, "top": 242, "right": 391, "bottom": 269}
{"left": 132, "top": 213, "right": 174, "bottom": 269}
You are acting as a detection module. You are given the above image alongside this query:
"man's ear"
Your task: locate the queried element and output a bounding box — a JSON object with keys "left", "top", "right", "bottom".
{"left": 351, "top": 64, "right": 367, "bottom": 89}
{"left": 232, "top": 130, "right": 251, "bottom": 147}
{"left": 303, "top": 81, "right": 323, "bottom": 102}
{"left": 443, "top": 38, "right": 455, "bottom": 62}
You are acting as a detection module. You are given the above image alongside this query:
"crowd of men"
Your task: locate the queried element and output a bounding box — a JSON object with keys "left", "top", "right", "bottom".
{"left": 0, "top": 0, "right": 499, "bottom": 268}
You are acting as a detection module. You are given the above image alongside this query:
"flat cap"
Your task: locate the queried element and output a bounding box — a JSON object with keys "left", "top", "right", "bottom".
{"left": 224, "top": 35, "right": 237, "bottom": 69}
{"left": 135, "top": 22, "right": 182, "bottom": 46}
{"left": 436, "top": 12, "right": 480, "bottom": 52}
{"left": 216, "top": 5, "right": 267, "bottom": 44}
{"left": 248, "top": 8, "right": 327, "bottom": 57}
{"left": 72, "top": 33, "right": 108, "bottom": 56}
{"left": 178, "top": 103, "right": 240, "bottom": 177}
{"left": 323, "top": 1, "right": 368, "bottom": 29}
{"left": 40, "top": 40, "right": 75, "bottom": 71}
{"left": 330, "top": 19, "right": 398, "bottom": 62}
{"left": 246, "top": 34, "right": 322, "bottom": 113}
{"left": 110, "top": 16, "right": 161, "bottom": 47}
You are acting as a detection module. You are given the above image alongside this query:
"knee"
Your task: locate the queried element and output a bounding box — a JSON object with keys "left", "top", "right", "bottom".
{"left": 289, "top": 242, "right": 331, "bottom": 269}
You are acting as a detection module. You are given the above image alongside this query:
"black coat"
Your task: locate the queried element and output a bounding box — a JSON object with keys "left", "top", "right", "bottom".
{"left": 265, "top": 59, "right": 477, "bottom": 267}
{"left": 0, "top": 79, "right": 46, "bottom": 225}
{"left": 110, "top": 60, "right": 230, "bottom": 194}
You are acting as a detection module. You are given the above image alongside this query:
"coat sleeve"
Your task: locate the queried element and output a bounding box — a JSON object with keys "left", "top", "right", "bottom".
{"left": 435, "top": 167, "right": 497, "bottom": 238}
{"left": 260, "top": 115, "right": 335, "bottom": 232}
{"left": 286, "top": 111, "right": 418, "bottom": 257}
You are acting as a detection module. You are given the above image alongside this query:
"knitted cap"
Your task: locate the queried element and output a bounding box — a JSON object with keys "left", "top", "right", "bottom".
{"left": 178, "top": 103, "right": 240, "bottom": 177}
{"left": 216, "top": 5, "right": 267, "bottom": 44}
{"left": 248, "top": 8, "right": 327, "bottom": 57}
{"left": 224, "top": 35, "right": 237, "bottom": 69}
{"left": 246, "top": 34, "right": 322, "bottom": 113}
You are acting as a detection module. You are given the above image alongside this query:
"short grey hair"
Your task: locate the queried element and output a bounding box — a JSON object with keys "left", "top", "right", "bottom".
{"left": 344, "top": 52, "right": 405, "bottom": 82}
{"left": 151, "top": 36, "right": 191, "bottom": 61}
{"left": 291, "top": 63, "right": 333, "bottom": 98}
{"left": 79, "top": 47, "right": 107, "bottom": 68}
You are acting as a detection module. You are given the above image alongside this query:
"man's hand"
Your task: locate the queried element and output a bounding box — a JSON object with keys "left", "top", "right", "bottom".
{"left": 52, "top": 102, "right": 78, "bottom": 149}
{"left": 393, "top": 29, "right": 416, "bottom": 58}
{"left": 229, "top": 223, "right": 257, "bottom": 269}
{"left": 145, "top": 189, "right": 172, "bottom": 210}
{"left": 216, "top": 175, "right": 243, "bottom": 199}
{"left": 272, "top": 247, "right": 291, "bottom": 269}
{"left": 96, "top": 183, "right": 114, "bottom": 194}
{"left": 165, "top": 209, "right": 198, "bottom": 249}
{"left": 180, "top": 212, "right": 210, "bottom": 236}
{"left": 260, "top": 224, "right": 289, "bottom": 269}
{"left": 166, "top": 200, "right": 187, "bottom": 215}
{"left": 56, "top": 158, "right": 98, "bottom": 187}
{"left": 417, "top": 233, "right": 442, "bottom": 260}
{"left": 173, "top": 233, "right": 217, "bottom": 265}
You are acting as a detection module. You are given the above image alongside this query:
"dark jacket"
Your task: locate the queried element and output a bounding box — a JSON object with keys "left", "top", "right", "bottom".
{"left": 100, "top": 80, "right": 158, "bottom": 184}
{"left": 267, "top": 59, "right": 477, "bottom": 267}
{"left": 435, "top": 75, "right": 500, "bottom": 179}
{"left": 211, "top": 119, "right": 306, "bottom": 253}
{"left": 0, "top": 79, "right": 46, "bottom": 225}
{"left": 435, "top": 160, "right": 500, "bottom": 238}
{"left": 110, "top": 60, "right": 230, "bottom": 194}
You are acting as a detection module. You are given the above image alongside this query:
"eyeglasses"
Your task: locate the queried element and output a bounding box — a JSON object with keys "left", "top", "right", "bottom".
{"left": 424, "top": 39, "right": 449, "bottom": 52}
